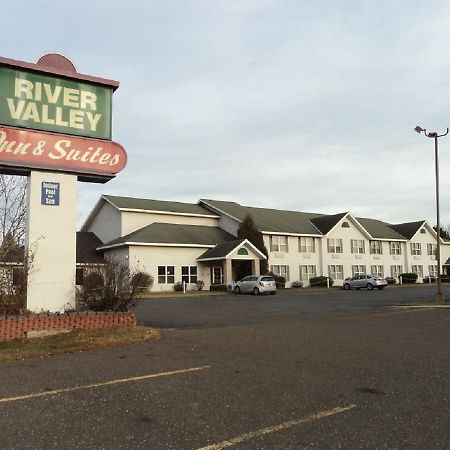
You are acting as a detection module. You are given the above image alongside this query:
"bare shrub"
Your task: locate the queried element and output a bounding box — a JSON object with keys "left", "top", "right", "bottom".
{"left": 77, "top": 260, "right": 152, "bottom": 312}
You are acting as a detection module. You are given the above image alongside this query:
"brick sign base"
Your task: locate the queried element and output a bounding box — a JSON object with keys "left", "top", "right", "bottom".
{"left": 0, "top": 311, "right": 136, "bottom": 342}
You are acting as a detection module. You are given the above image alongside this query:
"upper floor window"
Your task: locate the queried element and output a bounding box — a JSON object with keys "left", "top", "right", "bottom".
{"left": 342, "top": 222, "right": 350, "bottom": 228}
{"left": 327, "top": 238, "right": 343, "bottom": 253}
{"left": 411, "top": 243, "right": 422, "bottom": 256}
{"left": 370, "top": 241, "right": 383, "bottom": 255}
{"left": 351, "top": 239, "right": 365, "bottom": 254}
{"left": 299, "top": 237, "right": 315, "bottom": 253}
{"left": 270, "top": 235, "right": 288, "bottom": 252}
{"left": 390, "top": 242, "right": 402, "bottom": 255}
{"left": 420, "top": 229, "right": 426, "bottom": 234}
{"left": 427, "top": 243, "right": 437, "bottom": 256}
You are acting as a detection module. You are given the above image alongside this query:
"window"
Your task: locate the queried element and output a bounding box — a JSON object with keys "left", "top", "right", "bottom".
{"left": 370, "top": 241, "right": 383, "bottom": 255}
{"left": 158, "top": 266, "right": 175, "bottom": 284}
{"left": 237, "top": 248, "right": 248, "bottom": 256}
{"left": 410, "top": 243, "right": 422, "bottom": 256}
{"left": 299, "top": 265, "right": 316, "bottom": 282}
{"left": 420, "top": 228, "right": 426, "bottom": 234}
{"left": 212, "top": 267, "right": 223, "bottom": 284}
{"left": 391, "top": 265, "right": 403, "bottom": 278}
{"left": 351, "top": 239, "right": 365, "bottom": 254}
{"left": 427, "top": 244, "right": 437, "bottom": 256}
{"left": 370, "top": 265, "right": 384, "bottom": 277}
{"left": 429, "top": 265, "right": 438, "bottom": 278}
{"left": 181, "top": 266, "right": 197, "bottom": 283}
{"left": 390, "top": 242, "right": 402, "bottom": 255}
{"left": 328, "top": 265, "right": 344, "bottom": 280}
{"left": 411, "top": 265, "right": 423, "bottom": 278}
{"left": 299, "top": 237, "right": 315, "bottom": 253}
{"left": 12, "top": 267, "right": 24, "bottom": 287}
{"left": 270, "top": 235, "right": 288, "bottom": 252}
{"left": 327, "top": 238, "right": 343, "bottom": 253}
{"left": 75, "top": 268, "right": 84, "bottom": 286}
{"left": 342, "top": 222, "right": 350, "bottom": 228}
{"left": 352, "top": 265, "right": 366, "bottom": 277}
{"left": 270, "top": 265, "right": 290, "bottom": 281}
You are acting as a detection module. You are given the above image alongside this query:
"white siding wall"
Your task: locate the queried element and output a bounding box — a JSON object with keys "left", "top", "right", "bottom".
{"left": 86, "top": 202, "right": 121, "bottom": 244}
{"left": 121, "top": 212, "right": 219, "bottom": 236}
{"left": 264, "top": 235, "right": 322, "bottom": 287}
{"left": 128, "top": 246, "right": 211, "bottom": 292}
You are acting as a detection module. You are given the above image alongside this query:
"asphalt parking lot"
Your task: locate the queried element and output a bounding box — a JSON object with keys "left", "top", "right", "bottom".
{"left": 0, "top": 286, "right": 449, "bottom": 449}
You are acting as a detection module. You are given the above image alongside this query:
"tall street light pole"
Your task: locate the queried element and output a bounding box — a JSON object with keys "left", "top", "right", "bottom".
{"left": 415, "top": 126, "right": 448, "bottom": 304}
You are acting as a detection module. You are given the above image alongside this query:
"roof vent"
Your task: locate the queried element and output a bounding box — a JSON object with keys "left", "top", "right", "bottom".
{"left": 420, "top": 228, "right": 426, "bottom": 234}
{"left": 342, "top": 221, "right": 350, "bottom": 228}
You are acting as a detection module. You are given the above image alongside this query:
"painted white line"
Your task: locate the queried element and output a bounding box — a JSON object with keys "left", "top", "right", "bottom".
{"left": 0, "top": 365, "right": 210, "bottom": 404}
{"left": 197, "top": 404, "right": 356, "bottom": 450}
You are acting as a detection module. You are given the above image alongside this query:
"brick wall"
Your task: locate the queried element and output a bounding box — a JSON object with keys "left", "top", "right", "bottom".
{"left": 0, "top": 311, "right": 136, "bottom": 342}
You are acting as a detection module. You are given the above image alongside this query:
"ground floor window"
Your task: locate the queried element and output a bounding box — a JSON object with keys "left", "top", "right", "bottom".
{"left": 270, "top": 265, "right": 290, "bottom": 281}
{"left": 411, "top": 265, "right": 423, "bottom": 278}
{"left": 352, "top": 265, "right": 366, "bottom": 277}
{"left": 299, "top": 265, "right": 316, "bottom": 282}
{"left": 158, "top": 266, "right": 175, "bottom": 284}
{"left": 75, "top": 268, "right": 84, "bottom": 285}
{"left": 429, "top": 265, "right": 438, "bottom": 277}
{"left": 211, "top": 267, "right": 223, "bottom": 284}
{"left": 182, "top": 266, "right": 197, "bottom": 283}
{"left": 391, "top": 265, "right": 403, "bottom": 278}
{"left": 370, "top": 265, "right": 384, "bottom": 277}
{"left": 328, "top": 265, "right": 343, "bottom": 280}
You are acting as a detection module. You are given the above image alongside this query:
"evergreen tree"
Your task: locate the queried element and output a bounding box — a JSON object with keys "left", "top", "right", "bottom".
{"left": 237, "top": 214, "right": 269, "bottom": 274}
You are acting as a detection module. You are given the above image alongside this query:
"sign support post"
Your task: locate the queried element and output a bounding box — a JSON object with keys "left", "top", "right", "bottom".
{"left": 26, "top": 171, "right": 77, "bottom": 311}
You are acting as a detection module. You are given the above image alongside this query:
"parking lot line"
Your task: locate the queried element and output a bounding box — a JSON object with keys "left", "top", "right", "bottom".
{"left": 0, "top": 365, "right": 210, "bottom": 405}
{"left": 196, "top": 404, "right": 356, "bottom": 450}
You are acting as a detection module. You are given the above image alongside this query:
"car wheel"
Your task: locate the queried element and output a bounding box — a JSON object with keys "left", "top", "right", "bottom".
{"left": 343, "top": 283, "right": 350, "bottom": 290}
{"left": 270, "top": 291, "right": 276, "bottom": 295}
{"left": 234, "top": 286, "right": 241, "bottom": 294}
{"left": 367, "top": 283, "right": 374, "bottom": 290}
{"left": 253, "top": 287, "right": 260, "bottom": 295}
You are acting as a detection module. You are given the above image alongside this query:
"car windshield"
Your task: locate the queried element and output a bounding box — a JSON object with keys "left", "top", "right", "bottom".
{"left": 261, "top": 276, "right": 274, "bottom": 281}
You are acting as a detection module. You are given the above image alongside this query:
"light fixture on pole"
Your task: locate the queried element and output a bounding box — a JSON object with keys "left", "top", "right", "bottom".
{"left": 415, "top": 125, "right": 449, "bottom": 304}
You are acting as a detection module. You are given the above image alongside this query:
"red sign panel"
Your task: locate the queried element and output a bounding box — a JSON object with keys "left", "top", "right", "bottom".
{"left": 0, "top": 125, "right": 127, "bottom": 178}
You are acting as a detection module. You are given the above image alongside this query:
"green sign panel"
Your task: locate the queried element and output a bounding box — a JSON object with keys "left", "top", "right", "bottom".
{"left": 0, "top": 67, "right": 112, "bottom": 140}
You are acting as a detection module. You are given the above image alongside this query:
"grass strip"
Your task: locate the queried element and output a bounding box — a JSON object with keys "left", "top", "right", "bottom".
{"left": 0, "top": 326, "right": 160, "bottom": 363}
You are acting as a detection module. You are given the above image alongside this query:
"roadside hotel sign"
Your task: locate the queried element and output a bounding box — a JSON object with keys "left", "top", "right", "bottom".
{"left": 0, "top": 54, "right": 125, "bottom": 182}
{"left": 0, "top": 125, "right": 127, "bottom": 178}
{"left": 0, "top": 53, "right": 127, "bottom": 312}
{"left": 0, "top": 67, "right": 112, "bottom": 140}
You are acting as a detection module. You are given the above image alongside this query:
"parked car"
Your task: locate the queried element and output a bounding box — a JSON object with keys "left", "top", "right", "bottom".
{"left": 234, "top": 275, "right": 277, "bottom": 295}
{"left": 343, "top": 274, "right": 387, "bottom": 290}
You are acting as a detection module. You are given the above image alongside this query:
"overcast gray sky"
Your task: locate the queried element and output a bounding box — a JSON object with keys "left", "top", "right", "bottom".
{"left": 4, "top": 0, "right": 450, "bottom": 227}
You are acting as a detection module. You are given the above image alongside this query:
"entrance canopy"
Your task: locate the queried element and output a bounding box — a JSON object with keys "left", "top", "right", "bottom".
{"left": 197, "top": 239, "right": 267, "bottom": 284}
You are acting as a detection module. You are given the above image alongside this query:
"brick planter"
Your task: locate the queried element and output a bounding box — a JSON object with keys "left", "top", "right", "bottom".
{"left": 0, "top": 311, "right": 136, "bottom": 342}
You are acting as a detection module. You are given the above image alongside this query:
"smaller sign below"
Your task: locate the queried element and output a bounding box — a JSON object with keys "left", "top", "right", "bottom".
{"left": 41, "top": 181, "right": 60, "bottom": 206}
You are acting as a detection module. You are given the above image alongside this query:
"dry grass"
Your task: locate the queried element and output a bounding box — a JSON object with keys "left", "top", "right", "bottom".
{"left": 0, "top": 326, "right": 160, "bottom": 363}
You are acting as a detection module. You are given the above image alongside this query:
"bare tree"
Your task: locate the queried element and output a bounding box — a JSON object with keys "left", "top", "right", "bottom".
{"left": 0, "top": 175, "right": 27, "bottom": 245}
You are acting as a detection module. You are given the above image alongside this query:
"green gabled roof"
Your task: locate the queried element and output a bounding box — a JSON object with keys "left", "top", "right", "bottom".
{"left": 104, "top": 195, "right": 217, "bottom": 217}
{"left": 197, "top": 239, "right": 246, "bottom": 260}
{"left": 356, "top": 218, "right": 407, "bottom": 240}
{"left": 101, "top": 223, "right": 235, "bottom": 248}
{"left": 389, "top": 221, "right": 425, "bottom": 240}
{"left": 310, "top": 212, "right": 348, "bottom": 234}
{"left": 199, "top": 199, "right": 322, "bottom": 235}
